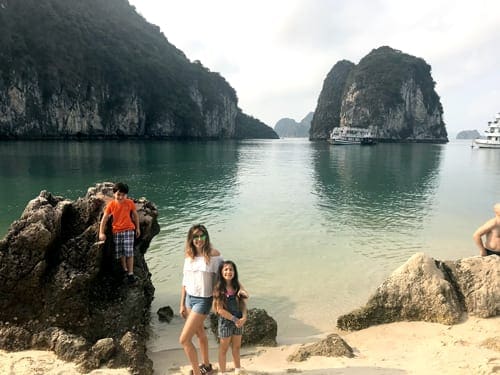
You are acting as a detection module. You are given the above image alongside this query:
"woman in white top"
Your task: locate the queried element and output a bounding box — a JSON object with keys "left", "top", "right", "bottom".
{"left": 179, "top": 224, "right": 223, "bottom": 375}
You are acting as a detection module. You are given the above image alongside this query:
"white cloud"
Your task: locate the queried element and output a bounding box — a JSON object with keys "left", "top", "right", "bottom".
{"left": 129, "top": 0, "right": 500, "bottom": 132}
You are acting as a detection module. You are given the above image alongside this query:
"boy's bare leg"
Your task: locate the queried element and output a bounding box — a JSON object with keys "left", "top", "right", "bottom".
{"left": 126, "top": 256, "right": 134, "bottom": 274}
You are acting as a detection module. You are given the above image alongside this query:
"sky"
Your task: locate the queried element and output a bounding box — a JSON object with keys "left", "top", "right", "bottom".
{"left": 128, "top": 0, "right": 500, "bottom": 135}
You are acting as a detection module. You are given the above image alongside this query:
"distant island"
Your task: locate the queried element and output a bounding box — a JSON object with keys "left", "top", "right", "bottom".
{"left": 310, "top": 46, "right": 448, "bottom": 143}
{"left": 456, "top": 130, "right": 480, "bottom": 139}
{"left": 274, "top": 112, "right": 313, "bottom": 138}
{"left": 0, "top": 0, "right": 278, "bottom": 140}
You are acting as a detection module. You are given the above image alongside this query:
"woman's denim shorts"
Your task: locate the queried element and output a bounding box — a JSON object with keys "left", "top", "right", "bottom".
{"left": 185, "top": 294, "right": 213, "bottom": 315}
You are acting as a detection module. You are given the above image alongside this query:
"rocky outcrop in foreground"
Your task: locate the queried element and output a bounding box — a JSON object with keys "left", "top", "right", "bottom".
{"left": 209, "top": 308, "right": 278, "bottom": 347}
{"left": 288, "top": 333, "right": 353, "bottom": 362}
{"left": 0, "top": 183, "right": 160, "bottom": 374}
{"left": 337, "top": 253, "right": 500, "bottom": 331}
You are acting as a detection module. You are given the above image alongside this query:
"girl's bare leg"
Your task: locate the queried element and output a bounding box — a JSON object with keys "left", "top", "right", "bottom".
{"left": 231, "top": 335, "right": 242, "bottom": 369}
{"left": 218, "top": 337, "right": 232, "bottom": 373}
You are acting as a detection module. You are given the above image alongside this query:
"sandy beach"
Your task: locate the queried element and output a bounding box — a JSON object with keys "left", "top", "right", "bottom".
{"left": 6, "top": 317, "right": 495, "bottom": 375}
{"left": 149, "top": 316, "right": 499, "bottom": 375}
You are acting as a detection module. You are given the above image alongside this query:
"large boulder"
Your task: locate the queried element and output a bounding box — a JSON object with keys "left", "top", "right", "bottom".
{"left": 287, "top": 333, "right": 354, "bottom": 362}
{"left": 441, "top": 255, "right": 500, "bottom": 318}
{"left": 209, "top": 308, "right": 278, "bottom": 347}
{"left": 0, "top": 182, "right": 160, "bottom": 374}
{"left": 337, "top": 253, "right": 499, "bottom": 331}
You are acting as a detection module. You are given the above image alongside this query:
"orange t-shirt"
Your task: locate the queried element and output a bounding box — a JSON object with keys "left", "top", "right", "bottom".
{"left": 105, "top": 199, "right": 137, "bottom": 234}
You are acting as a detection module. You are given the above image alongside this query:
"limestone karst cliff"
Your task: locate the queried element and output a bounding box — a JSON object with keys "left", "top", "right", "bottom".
{"left": 0, "top": 0, "right": 277, "bottom": 139}
{"left": 310, "top": 47, "right": 448, "bottom": 142}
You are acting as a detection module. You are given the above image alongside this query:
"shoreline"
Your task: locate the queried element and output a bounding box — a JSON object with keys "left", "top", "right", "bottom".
{"left": 3, "top": 316, "right": 497, "bottom": 374}
{"left": 150, "top": 316, "right": 499, "bottom": 374}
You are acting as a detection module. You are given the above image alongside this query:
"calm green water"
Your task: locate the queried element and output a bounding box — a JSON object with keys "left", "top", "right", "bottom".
{"left": 0, "top": 139, "right": 498, "bottom": 348}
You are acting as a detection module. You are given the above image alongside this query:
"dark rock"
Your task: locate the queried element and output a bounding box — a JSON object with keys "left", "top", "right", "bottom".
{"left": 157, "top": 306, "right": 174, "bottom": 323}
{"left": 209, "top": 308, "right": 278, "bottom": 346}
{"left": 91, "top": 338, "right": 116, "bottom": 364}
{"left": 287, "top": 333, "right": 354, "bottom": 361}
{"left": 0, "top": 325, "right": 31, "bottom": 351}
{"left": 117, "top": 331, "right": 153, "bottom": 375}
{"left": 337, "top": 253, "right": 500, "bottom": 331}
{"left": 0, "top": 182, "right": 160, "bottom": 374}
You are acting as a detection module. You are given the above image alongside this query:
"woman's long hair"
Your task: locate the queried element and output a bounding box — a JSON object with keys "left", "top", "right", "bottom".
{"left": 185, "top": 224, "right": 212, "bottom": 264}
{"left": 213, "top": 260, "right": 243, "bottom": 312}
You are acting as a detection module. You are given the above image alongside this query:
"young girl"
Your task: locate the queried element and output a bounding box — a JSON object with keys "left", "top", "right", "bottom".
{"left": 179, "top": 224, "right": 223, "bottom": 375}
{"left": 213, "top": 260, "right": 248, "bottom": 375}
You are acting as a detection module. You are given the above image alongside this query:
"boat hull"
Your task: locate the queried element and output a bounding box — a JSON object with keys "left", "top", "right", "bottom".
{"left": 474, "top": 139, "right": 500, "bottom": 148}
{"left": 328, "top": 138, "right": 376, "bottom": 145}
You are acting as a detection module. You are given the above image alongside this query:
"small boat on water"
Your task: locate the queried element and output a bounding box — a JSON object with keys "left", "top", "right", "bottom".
{"left": 328, "top": 126, "right": 377, "bottom": 145}
{"left": 474, "top": 113, "right": 500, "bottom": 149}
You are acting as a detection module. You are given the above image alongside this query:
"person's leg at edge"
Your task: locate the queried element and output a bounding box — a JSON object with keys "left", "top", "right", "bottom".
{"left": 232, "top": 335, "right": 242, "bottom": 372}
{"left": 195, "top": 323, "right": 210, "bottom": 368}
{"left": 179, "top": 310, "right": 206, "bottom": 375}
{"left": 120, "top": 255, "right": 127, "bottom": 272}
{"left": 126, "top": 256, "right": 134, "bottom": 274}
{"left": 218, "top": 337, "right": 231, "bottom": 373}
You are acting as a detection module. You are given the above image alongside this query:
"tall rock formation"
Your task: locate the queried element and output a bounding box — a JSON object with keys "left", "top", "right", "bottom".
{"left": 310, "top": 47, "right": 448, "bottom": 142}
{"left": 0, "top": 0, "right": 277, "bottom": 139}
{"left": 310, "top": 61, "right": 355, "bottom": 139}
{"left": 0, "top": 183, "right": 160, "bottom": 373}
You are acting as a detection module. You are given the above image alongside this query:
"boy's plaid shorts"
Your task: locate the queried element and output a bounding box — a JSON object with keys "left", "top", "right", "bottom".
{"left": 113, "top": 230, "right": 135, "bottom": 258}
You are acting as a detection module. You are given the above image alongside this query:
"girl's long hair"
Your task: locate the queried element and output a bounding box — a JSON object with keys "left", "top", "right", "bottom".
{"left": 213, "top": 260, "right": 244, "bottom": 312}
{"left": 185, "top": 224, "right": 212, "bottom": 264}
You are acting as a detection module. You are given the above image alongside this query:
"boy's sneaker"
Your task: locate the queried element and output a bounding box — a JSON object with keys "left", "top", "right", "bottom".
{"left": 199, "top": 363, "right": 213, "bottom": 375}
{"left": 234, "top": 368, "right": 247, "bottom": 375}
{"left": 127, "top": 274, "right": 139, "bottom": 284}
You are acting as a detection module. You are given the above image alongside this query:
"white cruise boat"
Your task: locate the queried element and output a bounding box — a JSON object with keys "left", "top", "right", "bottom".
{"left": 474, "top": 113, "right": 500, "bottom": 148}
{"left": 328, "top": 126, "right": 376, "bottom": 145}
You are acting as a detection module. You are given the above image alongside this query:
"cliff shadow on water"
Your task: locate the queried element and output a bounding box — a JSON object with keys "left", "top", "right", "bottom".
{"left": 0, "top": 140, "right": 242, "bottom": 238}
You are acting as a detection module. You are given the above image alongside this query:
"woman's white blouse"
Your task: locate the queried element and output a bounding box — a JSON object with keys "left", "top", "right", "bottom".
{"left": 182, "top": 255, "right": 223, "bottom": 298}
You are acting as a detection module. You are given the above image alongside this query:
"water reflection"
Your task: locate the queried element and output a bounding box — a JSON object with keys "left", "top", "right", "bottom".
{"left": 0, "top": 140, "right": 241, "bottom": 241}
{"left": 311, "top": 143, "right": 444, "bottom": 262}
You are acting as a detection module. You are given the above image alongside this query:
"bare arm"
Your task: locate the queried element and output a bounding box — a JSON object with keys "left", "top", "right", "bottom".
{"left": 214, "top": 297, "right": 247, "bottom": 328}
{"left": 179, "top": 285, "right": 187, "bottom": 319}
{"left": 98, "top": 212, "right": 110, "bottom": 241}
{"left": 236, "top": 298, "right": 247, "bottom": 328}
{"left": 238, "top": 282, "right": 249, "bottom": 299}
{"left": 473, "top": 219, "right": 495, "bottom": 256}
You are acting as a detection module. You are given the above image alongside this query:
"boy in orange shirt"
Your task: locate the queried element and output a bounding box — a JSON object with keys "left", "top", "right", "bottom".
{"left": 99, "top": 182, "right": 141, "bottom": 284}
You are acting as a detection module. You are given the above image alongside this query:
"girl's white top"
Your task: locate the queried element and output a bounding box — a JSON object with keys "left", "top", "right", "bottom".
{"left": 182, "top": 255, "right": 223, "bottom": 298}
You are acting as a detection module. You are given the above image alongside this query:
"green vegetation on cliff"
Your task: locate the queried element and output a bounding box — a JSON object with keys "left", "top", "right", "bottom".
{"left": 235, "top": 112, "right": 279, "bottom": 139}
{"left": 0, "top": 0, "right": 277, "bottom": 138}
{"left": 310, "top": 46, "right": 447, "bottom": 142}
{"left": 350, "top": 46, "right": 442, "bottom": 116}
